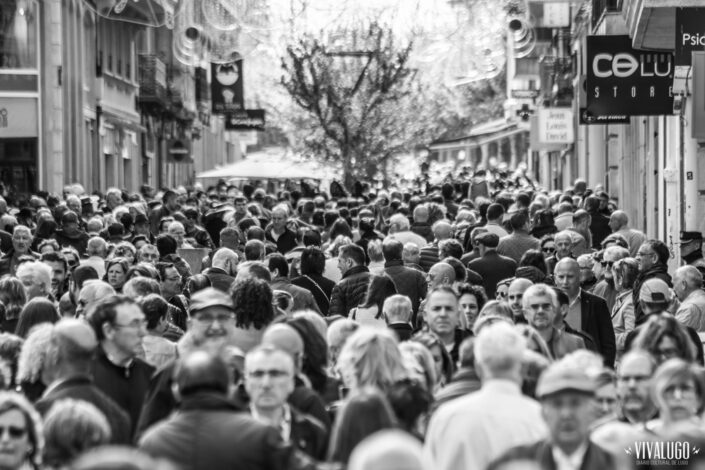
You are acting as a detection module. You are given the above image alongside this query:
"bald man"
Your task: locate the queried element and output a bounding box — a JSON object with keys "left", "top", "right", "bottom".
{"left": 261, "top": 323, "right": 331, "bottom": 430}
{"left": 265, "top": 206, "right": 297, "bottom": 254}
{"left": 426, "top": 262, "right": 456, "bottom": 290}
{"left": 35, "top": 319, "right": 131, "bottom": 444}
{"left": 608, "top": 211, "right": 646, "bottom": 257}
{"left": 555, "top": 258, "right": 615, "bottom": 366}
{"left": 507, "top": 278, "right": 533, "bottom": 323}
{"left": 673, "top": 265, "right": 705, "bottom": 331}
{"left": 204, "top": 248, "right": 238, "bottom": 292}
{"left": 349, "top": 430, "right": 426, "bottom": 470}
{"left": 419, "top": 220, "right": 453, "bottom": 272}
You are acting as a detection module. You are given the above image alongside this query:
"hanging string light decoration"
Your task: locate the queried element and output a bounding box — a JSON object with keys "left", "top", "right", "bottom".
{"left": 173, "top": 0, "right": 206, "bottom": 66}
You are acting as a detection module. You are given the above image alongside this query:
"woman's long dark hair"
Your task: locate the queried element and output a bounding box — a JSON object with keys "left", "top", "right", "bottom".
{"left": 359, "top": 275, "right": 397, "bottom": 318}
{"left": 286, "top": 317, "right": 329, "bottom": 395}
{"left": 15, "top": 298, "right": 59, "bottom": 339}
{"left": 231, "top": 278, "right": 274, "bottom": 330}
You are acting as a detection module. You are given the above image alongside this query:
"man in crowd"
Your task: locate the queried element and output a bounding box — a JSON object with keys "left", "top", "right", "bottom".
{"left": 266, "top": 206, "right": 297, "bottom": 255}
{"left": 41, "top": 251, "right": 69, "bottom": 299}
{"left": 387, "top": 213, "right": 427, "bottom": 248}
{"left": 202, "top": 247, "right": 237, "bottom": 292}
{"left": 546, "top": 231, "right": 573, "bottom": 274}
{"left": 495, "top": 358, "right": 615, "bottom": 469}
{"left": 467, "top": 232, "right": 516, "bottom": 299}
{"left": 329, "top": 244, "right": 372, "bottom": 318}
{"left": 268, "top": 253, "right": 320, "bottom": 314}
{"left": 680, "top": 231, "right": 705, "bottom": 275}
{"left": 383, "top": 295, "right": 414, "bottom": 342}
{"left": 35, "top": 319, "right": 131, "bottom": 444}
{"left": 554, "top": 258, "right": 615, "bottom": 366}
{"left": 507, "top": 277, "right": 533, "bottom": 323}
{"left": 522, "top": 284, "right": 585, "bottom": 359}
{"left": 608, "top": 211, "right": 646, "bottom": 256}
{"left": 592, "top": 246, "right": 630, "bottom": 313}
{"left": 424, "top": 322, "right": 547, "bottom": 470}
{"left": 87, "top": 295, "right": 155, "bottom": 436}
{"left": 483, "top": 203, "right": 508, "bottom": 238}
{"left": 244, "top": 345, "right": 327, "bottom": 460}
{"left": 633, "top": 239, "right": 672, "bottom": 322}
{"left": 424, "top": 286, "right": 467, "bottom": 366}
{"left": 0, "top": 225, "right": 37, "bottom": 276}
{"left": 497, "top": 211, "right": 540, "bottom": 264}
{"left": 382, "top": 238, "right": 426, "bottom": 320}
{"left": 672, "top": 265, "right": 705, "bottom": 331}
{"left": 17, "top": 261, "right": 53, "bottom": 301}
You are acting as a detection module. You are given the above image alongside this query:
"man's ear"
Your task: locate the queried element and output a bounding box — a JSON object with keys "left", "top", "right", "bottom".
{"left": 101, "top": 322, "right": 113, "bottom": 340}
{"left": 171, "top": 383, "right": 182, "bottom": 403}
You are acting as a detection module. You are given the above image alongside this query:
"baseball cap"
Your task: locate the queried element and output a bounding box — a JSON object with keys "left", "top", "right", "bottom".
{"left": 536, "top": 363, "right": 595, "bottom": 399}
{"left": 639, "top": 278, "right": 671, "bottom": 303}
{"left": 189, "top": 287, "right": 234, "bottom": 316}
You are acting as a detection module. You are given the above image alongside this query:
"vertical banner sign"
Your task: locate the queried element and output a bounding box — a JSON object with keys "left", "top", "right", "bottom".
{"left": 585, "top": 35, "right": 674, "bottom": 124}
{"left": 675, "top": 8, "right": 705, "bottom": 66}
{"left": 537, "top": 108, "right": 574, "bottom": 145}
{"left": 211, "top": 60, "right": 244, "bottom": 114}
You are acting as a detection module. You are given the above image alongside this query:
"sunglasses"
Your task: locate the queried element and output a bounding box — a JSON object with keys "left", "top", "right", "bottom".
{"left": 542, "top": 247, "right": 555, "bottom": 253}
{"left": 0, "top": 426, "right": 26, "bottom": 439}
{"left": 600, "top": 261, "right": 614, "bottom": 268}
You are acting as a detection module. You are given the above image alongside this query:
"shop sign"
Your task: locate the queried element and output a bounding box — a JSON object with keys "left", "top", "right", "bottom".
{"left": 585, "top": 35, "right": 674, "bottom": 123}
{"left": 225, "top": 109, "right": 265, "bottom": 131}
{"left": 0, "top": 97, "right": 37, "bottom": 137}
{"left": 676, "top": 8, "right": 705, "bottom": 66}
{"left": 537, "top": 108, "right": 574, "bottom": 144}
{"left": 211, "top": 60, "right": 244, "bottom": 114}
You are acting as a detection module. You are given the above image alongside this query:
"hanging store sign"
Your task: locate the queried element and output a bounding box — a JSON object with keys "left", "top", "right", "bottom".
{"left": 675, "top": 8, "right": 705, "bottom": 66}
{"left": 211, "top": 60, "right": 244, "bottom": 114}
{"left": 537, "top": 108, "right": 574, "bottom": 144}
{"left": 225, "top": 109, "right": 265, "bottom": 131}
{"left": 585, "top": 35, "right": 674, "bottom": 123}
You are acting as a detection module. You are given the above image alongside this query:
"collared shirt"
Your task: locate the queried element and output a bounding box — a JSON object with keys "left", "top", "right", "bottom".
{"left": 565, "top": 292, "right": 582, "bottom": 331}
{"left": 250, "top": 404, "right": 292, "bottom": 442}
{"left": 552, "top": 441, "right": 589, "bottom": 470}
{"left": 675, "top": 289, "right": 705, "bottom": 332}
{"left": 424, "top": 379, "right": 548, "bottom": 470}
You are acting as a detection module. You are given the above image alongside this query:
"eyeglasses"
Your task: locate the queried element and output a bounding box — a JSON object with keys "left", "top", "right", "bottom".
{"left": 194, "top": 313, "right": 235, "bottom": 324}
{"left": 0, "top": 426, "right": 27, "bottom": 439}
{"left": 636, "top": 251, "right": 655, "bottom": 258}
{"left": 114, "top": 319, "right": 147, "bottom": 330}
{"left": 248, "top": 369, "right": 290, "bottom": 379}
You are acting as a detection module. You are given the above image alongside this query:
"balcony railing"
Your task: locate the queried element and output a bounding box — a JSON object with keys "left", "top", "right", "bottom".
{"left": 137, "top": 54, "right": 167, "bottom": 107}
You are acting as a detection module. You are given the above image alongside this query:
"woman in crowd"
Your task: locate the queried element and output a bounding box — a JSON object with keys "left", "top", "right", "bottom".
{"left": 327, "top": 388, "right": 397, "bottom": 467}
{"left": 410, "top": 333, "right": 453, "bottom": 389}
{"left": 112, "top": 242, "right": 137, "bottom": 266}
{"left": 43, "top": 399, "right": 111, "bottom": 470}
{"left": 291, "top": 246, "right": 335, "bottom": 316}
{"left": 647, "top": 358, "right": 705, "bottom": 434}
{"left": 594, "top": 368, "right": 618, "bottom": 422}
{"left": 349, "top": 275, "right": 397, "bottom": 328}
{"left": 0, "top": 334, "right": 23, "bottom": 392}
{"left": 15, "top": 298, "right": 59, "bottom": 339}
{"left": 632, "top": 314, "right": 698, "bottom": 364}
{"left": 336, "top": 328, "right": 408, "bottom": 395}
{"left": 0, "top": 392, "right": 43, "bottom": 470}
{"left": 456, "top": 283, "right": 487, "bottom": 332}
{"left": 15, "top": 324, "right": 52, "bottom": 402}
{"left": 103, "top": 258, "right": 130, "bottom": 294}
{"left": 231, "top": 278, "right": 274, "bottom": 353}
{"left": 611, "top": 257, "right": 638, "bottom": 359}
{"left": 0, "top": 277, "right": 26, "bottom": 334}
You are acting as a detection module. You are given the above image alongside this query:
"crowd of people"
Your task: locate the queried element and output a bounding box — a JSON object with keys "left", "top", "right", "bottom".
{"left": 0, "top": 172, "right": 700, "bottom": 469}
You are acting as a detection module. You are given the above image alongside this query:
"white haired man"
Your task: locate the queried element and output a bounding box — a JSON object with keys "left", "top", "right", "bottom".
{"left": 17, "top": 261, "right": 52, "bottom": 301}
{"left": 424, "top": 322, "right": 548, "bottom": 469}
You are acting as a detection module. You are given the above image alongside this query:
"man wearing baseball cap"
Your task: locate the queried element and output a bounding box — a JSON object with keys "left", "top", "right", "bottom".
{"left": 492, "top": 359, "right": 616, "bottom": 469}
{"left": 136, "top": 287, "right": 240, "bottom": 436}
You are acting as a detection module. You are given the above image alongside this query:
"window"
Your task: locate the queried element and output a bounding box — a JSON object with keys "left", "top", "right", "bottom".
{"left": 0, "top": 0, "right": 39, "bottom": 69}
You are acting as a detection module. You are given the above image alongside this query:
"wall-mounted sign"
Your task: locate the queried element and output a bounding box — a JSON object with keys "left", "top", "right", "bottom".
{"left": 676, "top": 8, "right": 705, "bottom": 66}
{"left": 211, "top": 60, "right": 244, "bottom": 114}
{"left": 225, "top": 109, "right": 265, "bottom": 131}
{"left": 537, "top": 108, "right": 574, "bottom": 144}
{"left": 585, "top": 35, "right": 674, "bottom": 123}
{"left": 0, "top": 98, "right": 37, "bottom": 138}
{"left": 511, "top": 89, "right": 539, "bottom": 99}
{"left": 167, "top": 138, "right": 192, "bottom": 163}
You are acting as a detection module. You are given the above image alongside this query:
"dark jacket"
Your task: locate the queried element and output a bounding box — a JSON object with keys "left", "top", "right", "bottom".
{"left": 468, "top": 250, "right": 517, "bottom": 299}
{"left": 35, "top": 375, "right": 131, "bottom": 444}
{"left": 384, "top": 260, "right": 427, "bottom": 316}
{"left": 418, "top": 242, "right": 439, "bottom": 272}
{"left": 139, "top": 392, "right": 303, "bottom": 470}
{"left": 54, "top": 229, "right": 90, "bottom": 255}
{"left": 266, "top": 228, "right": 298, "bottom": 255}
{"left": 388, "top": 322, "right": 414, "bottom": 342}
{"left": 495, "top": 439, "right": 616, "bottom": 470}
{"left": 203, "top": 267, "right": 235, "bottom": 293}
{"left": 328, "top": 265, "right": 372, "bottom": 318}
{"left": 92, "top": 347, "right": 154, "bottom": 437}
{"left": 0, "top": 249, "right": 39, "bottom": 277}
{"left": 410, "top": 223, "right": 433, "bottom": 243}
{"left": 633, "top": 264, "right": 672, "bottom": 323}
{"left": 287, "top": 407, "right": 328, "bottom": 460}
{"left": 291, "top": 274, "right": 335, "bottom": 316}
{"left": 579, "top": 290, "right": 617, "bottom": 367}
{"left": 588, "top": 210, "right": 612, "bottom": 249}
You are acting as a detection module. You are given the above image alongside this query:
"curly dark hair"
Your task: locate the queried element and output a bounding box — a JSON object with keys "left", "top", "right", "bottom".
{"left": 286, "top": 317, "right": 329, "bottom": 396}
{"left": 456, "top": 283, "right": 488, "bottom": 311}
{"left": 231, "top": 278, "right": 274, "bottom": 330}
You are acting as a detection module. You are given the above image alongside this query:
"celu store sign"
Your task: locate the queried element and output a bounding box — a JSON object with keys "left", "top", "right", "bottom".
{"left": 585, "top": 35, "right": 674, "bottom": 124}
